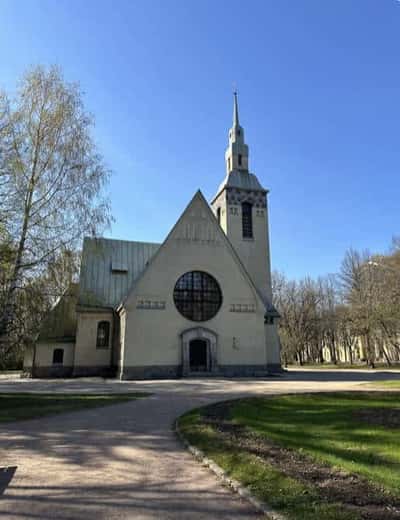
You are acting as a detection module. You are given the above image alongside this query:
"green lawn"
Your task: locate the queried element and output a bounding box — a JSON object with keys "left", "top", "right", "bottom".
{"left": 365, "top": 380, "right": 400, "bottom": 389}
{"left": 0, "top": 392, "right": 149, "bottom": 423}
{"left": 179, "top": 392, "right": 400, "bottom": 520}
{"left": 287, "top": 363, "right": 400, "bottom": 370}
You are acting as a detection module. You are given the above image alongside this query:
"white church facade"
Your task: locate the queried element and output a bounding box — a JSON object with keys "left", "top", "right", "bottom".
{"left": 24, "top": 94, "right": 282, "bottom": 378}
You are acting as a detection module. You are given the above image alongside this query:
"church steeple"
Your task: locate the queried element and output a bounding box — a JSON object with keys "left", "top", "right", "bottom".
{"left": 233, "top": 90, "right": 239, "bottom": 126}
{"left": 225, "top": 92, "right": 249, "bottom": 174}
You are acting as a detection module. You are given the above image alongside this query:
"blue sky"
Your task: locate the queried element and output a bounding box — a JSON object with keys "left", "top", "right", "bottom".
{"left": 1, "top": 0, "right": 399, "bottom": 279}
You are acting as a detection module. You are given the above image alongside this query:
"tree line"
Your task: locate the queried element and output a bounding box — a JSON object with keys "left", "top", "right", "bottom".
{"left": 0, "top": 66, "right": 111, "bottom": 369}
{"left": 273, "top": 238, "right": 400, "bottom": 367}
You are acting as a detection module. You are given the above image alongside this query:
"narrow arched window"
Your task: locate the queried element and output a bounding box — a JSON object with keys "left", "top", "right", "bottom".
{"left": 53, "top": 348, "right": 64, "bottom": 365}
{"left": 96, "top": 321, "right": 110, "bottom": 348}
{"left": 217, "top": 207, "right": 221, "bottom": 225}
{"left": 242, "top": 202, "right": 253, "bottom": 238}
{"left": 238, "top": 154, "right": 242, "bottom": 166}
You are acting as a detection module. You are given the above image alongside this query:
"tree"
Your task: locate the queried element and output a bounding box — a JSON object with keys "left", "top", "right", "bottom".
{"left": 274, "top": 241, "right": 400, "bottom": 368}
{"left": 335, "top": 304, "right": 358, "bottom": 364}
{"left": 340, "top": 249, "right": 373, "bottom": 366}
{"left": 272, "top": 272, "right": 322, "bottom": 365}
{"left": 317, "top": 275, "right": 339, "bottom": 364}
{"left": 371, "top": 248, "right": 400, "bottom": 362}
{"left": 0, "top": 65, "right": 111, "bottom": 356}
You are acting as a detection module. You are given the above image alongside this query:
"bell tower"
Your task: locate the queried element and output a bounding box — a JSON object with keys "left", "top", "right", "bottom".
{"left": 211, "top": 93, "right": 281, "bottom": 371}
{"left": 211, "top": 92, "right": 273, "bottom": 304}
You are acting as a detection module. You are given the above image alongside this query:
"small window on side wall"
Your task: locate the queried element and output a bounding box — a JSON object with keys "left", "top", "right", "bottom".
{"left": 53, "top": 348, "right": 64, "bottom": 365}
{"left": 217, "top": 207, "right": 221, "bottom": 225}
{"left": 96, "top": 321, "right": 110, "bottom": 348}
{"left": 242, "top": 202, "right": 253, "bottom": 239}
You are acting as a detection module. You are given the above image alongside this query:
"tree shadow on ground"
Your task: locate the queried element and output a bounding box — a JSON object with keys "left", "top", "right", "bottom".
{"left": 0, "top": 466, "right": 17, "bottom": 495}
{"left": 0, "top": 397, "right": 260, "bottom": 519}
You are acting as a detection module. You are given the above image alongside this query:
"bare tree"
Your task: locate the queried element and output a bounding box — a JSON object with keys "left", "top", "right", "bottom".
{"left": 0, "top": 65, "right": 111, "bottom": 356}
{"left": 274, "top": 242, "right": 400, "bottom": 368}
{"left": 273, "top": 272, "right": 322, "bottom": 365}
{"left": 318, "top": 275, "right": 339, "bottom": 364}
{"left": 372, "top": 249, "right": 400, "bottom": 362}
{"left": 339, "top": 249, "right": 379, "bottom": 367}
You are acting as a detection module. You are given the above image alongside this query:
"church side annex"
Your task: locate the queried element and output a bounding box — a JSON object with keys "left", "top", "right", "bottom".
{"left": 24, "top": 94, "right": 282, "bottom": 379}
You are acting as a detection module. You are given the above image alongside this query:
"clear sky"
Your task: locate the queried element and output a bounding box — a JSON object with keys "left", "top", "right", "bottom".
{"left": 1, "top": 0, "right": 399, "bottom": 279}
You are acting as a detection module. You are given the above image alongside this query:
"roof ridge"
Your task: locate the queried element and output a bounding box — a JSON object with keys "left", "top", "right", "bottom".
{"left": 83, "top": 236, "right": 161, "bottom": 246}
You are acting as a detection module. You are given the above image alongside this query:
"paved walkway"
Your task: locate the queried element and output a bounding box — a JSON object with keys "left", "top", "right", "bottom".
{"left": 0, "top": 369, "right": 399, "bottom": 520}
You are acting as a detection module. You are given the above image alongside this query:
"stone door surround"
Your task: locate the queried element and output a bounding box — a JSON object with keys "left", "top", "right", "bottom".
{"left": 181, "top": 326, "right": 218, "bottom": 376}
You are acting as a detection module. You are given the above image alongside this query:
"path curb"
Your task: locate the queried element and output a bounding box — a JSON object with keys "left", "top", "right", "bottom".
{"left": 174, "top": 419, "right": 286, "bottom": 520}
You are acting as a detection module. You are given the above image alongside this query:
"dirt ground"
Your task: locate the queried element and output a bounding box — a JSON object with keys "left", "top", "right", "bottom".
{"left": 354, "top": 407, "right": 400, "bottom": 429}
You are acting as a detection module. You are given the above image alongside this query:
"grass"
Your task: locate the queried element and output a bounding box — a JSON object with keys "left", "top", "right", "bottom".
{"left": 179, "top": 392, "right": 400, "bottom": 520}
{"left": 287, "top": 363, "right": 400, "bottom": 370}
{"left": 364, "top": 380, "right": 400, "bottom": 389}
{"left": 0, "top": 392, "right": 149, "bottom": 423}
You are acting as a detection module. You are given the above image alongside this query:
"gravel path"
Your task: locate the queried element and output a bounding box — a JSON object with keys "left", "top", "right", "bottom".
{"left": 0, "top": 370, "right": 399, "bottom": 520}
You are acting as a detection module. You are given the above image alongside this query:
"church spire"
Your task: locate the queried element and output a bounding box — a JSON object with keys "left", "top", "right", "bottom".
{"left": 233, "top": 91, "right": 239, "bottom": 127}
{"left": 225, "top": 92, "right": 249, "bottom": 174}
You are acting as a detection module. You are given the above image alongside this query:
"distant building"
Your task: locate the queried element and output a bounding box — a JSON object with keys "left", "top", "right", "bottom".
{"left": 24, "top": 94, "right": 281, "bottom": 379}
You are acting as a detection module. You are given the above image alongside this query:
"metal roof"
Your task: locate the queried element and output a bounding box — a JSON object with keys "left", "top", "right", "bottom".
{"left": 38, "top": 283, "right": 79, "bottom": 342}
{"left": 78, "top": 237, "right": 160, "bottom": 308}
{"left": 212, "top": 169, "right": 266, "bottom": 202}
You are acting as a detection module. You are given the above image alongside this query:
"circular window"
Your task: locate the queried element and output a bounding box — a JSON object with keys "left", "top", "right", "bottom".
{"left": 173, "top": 271, "right": 222, "bottom": 322}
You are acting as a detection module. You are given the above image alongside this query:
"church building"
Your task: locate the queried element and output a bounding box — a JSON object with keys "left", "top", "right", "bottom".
{"left": 24, "top": 94, "right": 282, "bottom": 378}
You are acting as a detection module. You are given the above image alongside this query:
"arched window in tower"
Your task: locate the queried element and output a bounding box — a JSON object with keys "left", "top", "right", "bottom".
{"left": 216, "top": 207, "right": 221, "bottom": 225}
{"left": 242, "top": 202, "right": 253, "bottom": 239}
{"left": 228, "top": 157, "right": 231, "bottom": 171}
{"left": 238, "top": 154, "right": 242, "bottom": 166}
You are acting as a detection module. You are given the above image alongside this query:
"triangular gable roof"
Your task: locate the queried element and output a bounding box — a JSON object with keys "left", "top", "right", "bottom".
{"left": 120, "top": 190, "right": 274, "bottom": 314}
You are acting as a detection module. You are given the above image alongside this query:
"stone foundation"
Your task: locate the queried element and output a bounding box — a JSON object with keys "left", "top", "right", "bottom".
{"left": 72, "top": 366, "right": 117, "bottom": 378}
{"left": 29, "top": 363, "right": 282, "bottom": 380}
{"left": 120, "top": 364, "right": 282, "bottom": 380}
{"left": 31, "top": 366, "right": 74, "bottom": 378}
{"left": 120, "top": 365, "right": 181, "bottom": 380}
{"left": 266, "top": 363, "right": 284, "bottom": 374}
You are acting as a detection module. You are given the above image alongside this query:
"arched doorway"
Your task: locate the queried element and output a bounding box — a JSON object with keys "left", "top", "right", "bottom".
{"left": 181, "top": 327, "right": 218, "bottom": 376}
{"left": 189, "top": 339, "right": 209, "bottom": 372}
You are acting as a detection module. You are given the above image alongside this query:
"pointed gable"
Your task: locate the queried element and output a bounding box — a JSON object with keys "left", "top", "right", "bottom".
{"left": 170, "top": 191, "right": 223, "bottom": 246}
{"left": 123, "top": 190, "right": 270, "bottom": 312}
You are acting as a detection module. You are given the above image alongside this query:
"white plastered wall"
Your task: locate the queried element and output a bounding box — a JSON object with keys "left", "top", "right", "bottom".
{"left": 32, "top": 342, "right": 75, "bottom": 368}
{"left": 74, "top": 309, "right": 113, "bottom": 368}
{"left": 121, "top": 193, "right": 268, "bottom": 370}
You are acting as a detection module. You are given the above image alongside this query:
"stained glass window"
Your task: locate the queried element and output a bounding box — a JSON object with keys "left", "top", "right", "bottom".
{"left": 173, "top": 271, "right": 222, "bottom": 322}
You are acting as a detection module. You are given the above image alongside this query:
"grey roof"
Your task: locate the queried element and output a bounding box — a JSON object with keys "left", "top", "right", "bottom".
{"left": 78, "top": 237, "right": 160, "bottom": 308}
{"left": 212, "top": 170, "right": 266, "bottom": 201}
{"left": 39, "top": 283, "right": 79, "bottom": 342}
